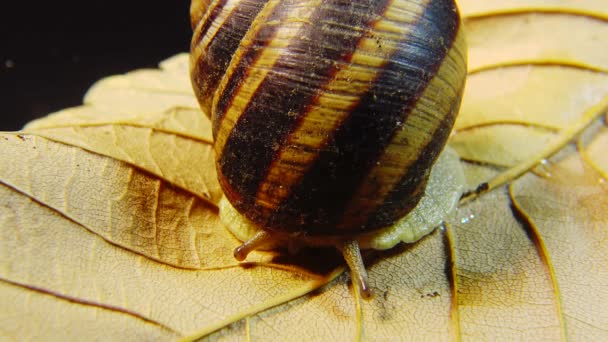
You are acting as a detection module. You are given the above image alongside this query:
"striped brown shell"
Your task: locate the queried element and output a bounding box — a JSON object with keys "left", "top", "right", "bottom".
{"left": 190, "top": 0, "right": 467, "bottom": 236}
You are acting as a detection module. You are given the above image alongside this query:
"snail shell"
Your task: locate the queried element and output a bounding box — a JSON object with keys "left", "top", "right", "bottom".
{"left": 190, "top": 0, "right": 467, "bottom": 296}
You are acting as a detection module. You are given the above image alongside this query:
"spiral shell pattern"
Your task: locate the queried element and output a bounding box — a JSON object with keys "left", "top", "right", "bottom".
{"left": 190, "top": 0, "right": 467, "bottom": 235}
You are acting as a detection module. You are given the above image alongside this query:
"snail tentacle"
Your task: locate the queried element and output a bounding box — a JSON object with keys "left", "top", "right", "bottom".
{"left": 340, "top": 239, "right": 372, "bottom": 299}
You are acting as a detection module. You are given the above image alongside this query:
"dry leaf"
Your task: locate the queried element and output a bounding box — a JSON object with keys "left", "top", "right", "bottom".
{"left": 1, "top": 2, "right": 607, "bottom": 341}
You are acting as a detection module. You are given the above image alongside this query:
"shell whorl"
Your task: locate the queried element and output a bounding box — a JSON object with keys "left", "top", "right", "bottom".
{"left": 190, "top": 0, "right": 467, "bottom": 235}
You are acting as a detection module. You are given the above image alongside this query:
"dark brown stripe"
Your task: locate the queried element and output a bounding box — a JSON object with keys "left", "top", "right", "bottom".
{"left": 191, "top": 0, "right": 266, "bottom": 116}
{"left": 218, "top": 0, "right": 391, "bottom": 208}
{"left": 211, "top": 0, "right": 287, "bottom": 135}
{"left": 268, "top": 0, "right": 461, "bottom": 234}
{"left": 191, "top": 0, "right": 229, "bottom": 47}
{"left": 366, "top": 87, "right": 463, "bottom": 229}
{"left": 190, "top": 0, "right": 211, "bottom": 30}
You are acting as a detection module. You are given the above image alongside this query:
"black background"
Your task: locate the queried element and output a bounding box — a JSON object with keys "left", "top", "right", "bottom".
{"left": 0, "top": 1, "right": 192, "bottom": 130}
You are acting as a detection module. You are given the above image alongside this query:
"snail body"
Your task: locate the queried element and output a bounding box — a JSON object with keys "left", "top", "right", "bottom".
{"left": 190, "top": 0, "right": 467, "bottom": 296}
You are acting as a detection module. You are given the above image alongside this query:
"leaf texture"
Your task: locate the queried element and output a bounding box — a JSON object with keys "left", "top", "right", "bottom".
{"left": 0, "top": 171, "right": 337, "bottom": 336}
{"left": 1, "top": 1, "right": 608, "bottom": 341}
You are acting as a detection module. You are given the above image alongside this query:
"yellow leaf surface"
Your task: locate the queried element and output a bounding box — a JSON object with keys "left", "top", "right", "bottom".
{"left": 456, "top": 67, "right": 608, "bottom": 130}
{"left": 2, "top": 2, "right": 608, "bottom": 341}
{"left": 465, "top": 13, "right": 608, "bottom": 73}
{"left": 83, "top": 54, "right": 198, "bottom": 115}
{"left": 511, "top": 152, "right": 608, "bottom": 340}
{"left": 0, "top": 170, "right": 338, "bottom": 336}
{"left": 0, "top": 281, "right": 179, "bottom": 340}
{"left": 457, "top": 0, "right": 608, "bottom": 19}
{"left": 0, "top": 134, "right": 225, "bottom": 269}
{"left": 451, "top": 190, "right": 563, "bottom": 340}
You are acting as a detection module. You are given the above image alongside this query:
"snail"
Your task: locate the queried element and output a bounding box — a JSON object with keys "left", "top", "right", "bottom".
{"left": 190, "top": 0, "right": 467, "bottom": 297}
